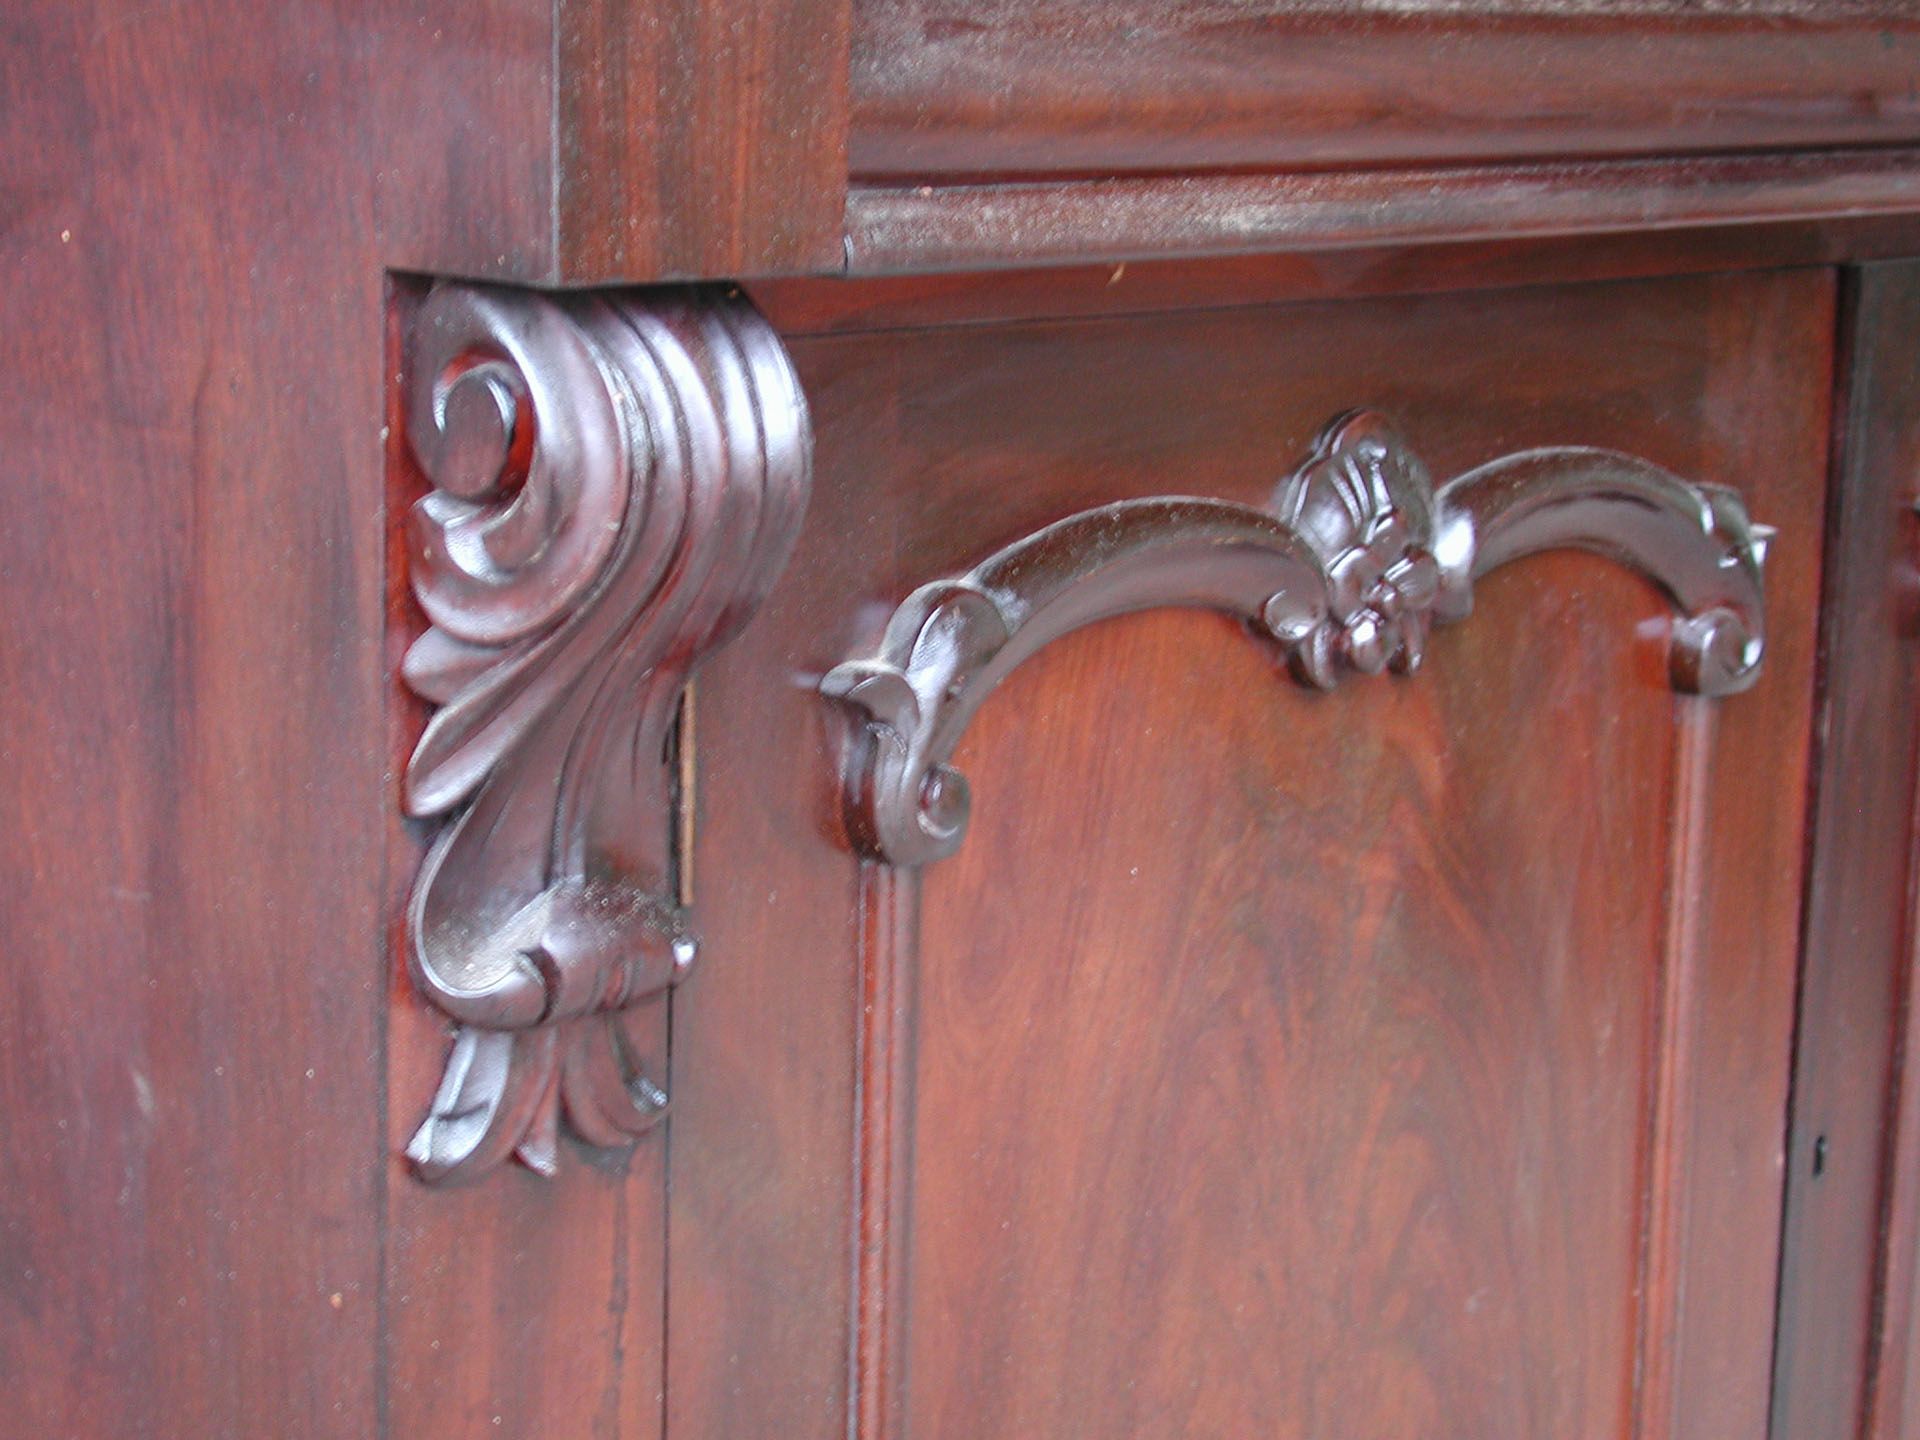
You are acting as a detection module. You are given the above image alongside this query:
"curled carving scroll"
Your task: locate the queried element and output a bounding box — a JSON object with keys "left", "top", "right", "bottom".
{"left": 823, "top": 411, "right": 1769, "bottom": 868}
{"left": 400, "top": 283, "right": 810, "bottom": 1182}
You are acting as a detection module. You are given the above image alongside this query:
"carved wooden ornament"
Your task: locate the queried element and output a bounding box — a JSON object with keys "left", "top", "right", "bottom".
{"left": 400, "top": 284, "right": 810, "bottom": 1182}
{"left": 824, "top": 411, "right": 1770, "bottom": 868}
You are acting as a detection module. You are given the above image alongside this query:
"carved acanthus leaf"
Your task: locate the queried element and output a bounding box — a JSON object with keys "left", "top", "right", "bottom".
{"left": 400, "top": 283, "right": 810, "bottom": 1182}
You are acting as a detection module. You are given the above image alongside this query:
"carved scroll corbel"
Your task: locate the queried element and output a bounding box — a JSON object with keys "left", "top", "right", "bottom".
{"left": 399, "top": 283, "right": 810, "bottom": 1182}
{"left": 823, "top": 411, "right": 1768, "bottom": 868}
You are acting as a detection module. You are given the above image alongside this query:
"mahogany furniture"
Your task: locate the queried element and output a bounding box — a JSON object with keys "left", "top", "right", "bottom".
{"left": 8, "top": 3, "right": 1920, "bottom": 1438}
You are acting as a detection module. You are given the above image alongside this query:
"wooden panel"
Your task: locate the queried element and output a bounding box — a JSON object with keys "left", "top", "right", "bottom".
{"left": 360, "top": 0, "right": 559, "bottom": 282}
{"left": 851, "top": 0, "right": 1920, "bottom": 179}
{"left": 700, "top": 268, "right": 1829, "bottom": 1437}
{"left": 373, "top": 0, "right": 852, "bottom": 284}
{"left": 0, "top": 2, "right": 767, "bottom": 1429}
{"left": 662, "top": 302, "right": 951, "bottom": 1440}
{"left": 0, "top": 2, "right": 388, "bottom": 1434}
{"left": 1652, "top": 266, "right": 1832, "bottom": 1440}
{"left": 914, "top": 602, "right": 1665, "bottom": 1436}
{"left": 4, "top": 3, "right": 1893, "bottom": 1438}
{"left": 1775, "top": 262, "right": 1920, "bottom": 1439}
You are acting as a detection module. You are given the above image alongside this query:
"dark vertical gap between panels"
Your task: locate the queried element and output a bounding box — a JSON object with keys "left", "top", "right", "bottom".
{"left": 1858, "top": 264, "right": 1920, "bottom": 1440}
{"left": 661, "top": 683, "right": 696, "bottom": 1440}
{"left": 1765, "top": 261, "right": 1860, "bottom": 1440}
{"left": 1769, "top": 262, "right": 1920, "bottom": 1440}
{"left": 1864, "top": 646, "right": 1920, "bottom": 1435}
{"left": 376, "top": 272, "right": 429, "bottom": 1440}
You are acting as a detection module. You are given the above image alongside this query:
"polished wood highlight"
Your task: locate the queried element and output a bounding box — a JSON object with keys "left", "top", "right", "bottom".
{"left": 663, "top": 270, "right": 1832, "bottom": 1440}
{"left": 826, "top": 411, "right": 1769, "bottom": 867}
{"left": 9, "top": 0, "right": 1920, "bottom": 1433}
{"left": 399, "top": 284, "right": 811, "bottom": 1181}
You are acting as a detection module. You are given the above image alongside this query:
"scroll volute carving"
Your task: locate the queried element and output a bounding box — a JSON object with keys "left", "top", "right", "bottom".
{"left": 399, "top": 283, "right": 810, "bottom": 1183}
{"left": 824, "top": 411, "right": 1770, "bottom": 868}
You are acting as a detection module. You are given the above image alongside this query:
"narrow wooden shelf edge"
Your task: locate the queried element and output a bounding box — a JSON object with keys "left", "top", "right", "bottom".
{"left": 844, "top": 148, "right": 1920, "bottom": 275}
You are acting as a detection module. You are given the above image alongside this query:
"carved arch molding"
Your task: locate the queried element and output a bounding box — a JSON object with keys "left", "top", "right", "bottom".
{"left": 397, "top": 283, "right": 1769, "bottom": 1182}
{"left": 823, "top": 410, "right": 1771, "bottom": 868}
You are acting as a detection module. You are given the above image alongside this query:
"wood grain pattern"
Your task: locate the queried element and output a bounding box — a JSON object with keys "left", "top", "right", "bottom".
{"left": 1637, "top": 271, "right": 1830, "bottom": 1440}
{"left": 7, "top": 1, "right": 1908, "bottom": 1435}
{"left": 851, "top": 0, "right": 1920, "bottom": 179}
{"left": 747, "top": 269, "right": 1830, "bottom": 1437}
{"left": 1775, "top": 261, "right": 1920, "bottom": 1440}
{"left": 912, "top": 600, "right": 1669, "bottom": 1437}
{"left": 555, "top": 0, "right": 852, "bottom": 281}
{"left": 0, "top": 2, "right": 388, "bottom": 1433}
{"left": 374, "top": 0, "right": 851, "bottom": 285}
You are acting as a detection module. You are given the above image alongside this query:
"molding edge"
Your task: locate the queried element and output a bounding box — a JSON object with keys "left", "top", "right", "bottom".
{"left": 843, "top": 150, "right": 1920, "bottom": 276}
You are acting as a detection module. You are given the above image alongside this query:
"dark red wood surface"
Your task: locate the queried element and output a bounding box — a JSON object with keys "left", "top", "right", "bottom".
{"left": 678, "top": 269, "right": 1829, "bottom": 1439}
{"left": 552, "top": 0, "right": 852, "bottom": 280}
{"left": 0, "top": 0, "right": 845, "bottom": 1429}
{"left": 755, "top": 216, "right": 1920, "bottom": 337}
{"left": 1774, "top": 261, "right": 1920, "bottom": 1440}
{"left": 0, "top": 4, "right": 392, "bottom": 1434}
{"left": 4, "top": 0, "right": 1918, "bottom": 1433}
{"left": 851, "top": 0, "right": 1920, "bottom": 179}
{"left": 374, "top": 0, "right": 851, "bottom": 284}
{"left": 842, "top": 151, "right": 1920, "bottom": 276}
{"left": 1858, "top": 265, "right": 1920, "bottom": 1440}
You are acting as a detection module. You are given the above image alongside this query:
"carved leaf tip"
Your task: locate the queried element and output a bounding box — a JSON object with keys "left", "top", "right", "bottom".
{"left": 820, "top": 662, "right": 921, "bottom": 736}
{"left": 405, "top": 1025, "right": 542, "bottom": 1184}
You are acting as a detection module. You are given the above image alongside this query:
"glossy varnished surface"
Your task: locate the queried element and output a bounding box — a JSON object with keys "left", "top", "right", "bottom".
{"left": 678, "top": 269, "right": 1829, "bottom": 1438}
{"left": 373, "top": 0, "right": 851, "bottom": 283}
{"left": 915, "top": 597, "right": 1667, "bottom": 1436}
{"left": 382, "top": 296, "right": 669, "bottom": 1440}
{"left": 0, "top": 3, "right": 390, "bottom": 1434}
{"left": 851, "top": 0, "right": 1920, "bottom": 179}
{"left": 2, "top": 1, "right": 1912, "bottom": 1436}
{"left": 820, "top": 416, "right": 1771, "bottom": 868}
